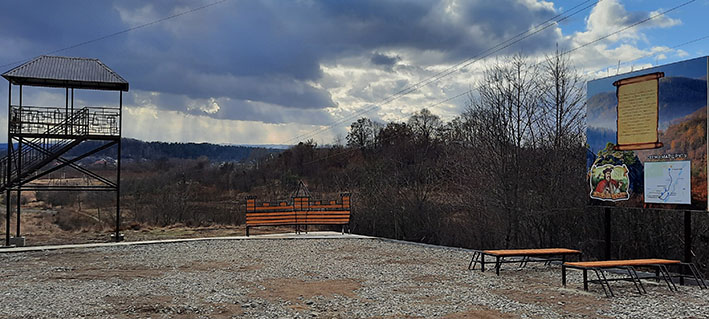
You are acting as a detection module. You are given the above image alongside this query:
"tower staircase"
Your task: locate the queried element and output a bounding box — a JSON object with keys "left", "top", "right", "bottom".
{"left": 0, "top": 107, "right": 91, "bottom": 193}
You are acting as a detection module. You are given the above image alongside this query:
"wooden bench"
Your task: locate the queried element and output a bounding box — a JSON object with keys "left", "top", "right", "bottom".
{"left": 562, "top": 258, "right": 707, "bottom": 297}
{"left": 468, "top": 248, "right": 582, "bottom": 276}
{"left": 245, "top": 194, "right": 351, "bottom": 236}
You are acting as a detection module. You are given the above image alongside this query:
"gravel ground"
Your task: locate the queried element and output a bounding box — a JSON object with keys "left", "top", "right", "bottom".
{"left": 1, "top": 237, "right": 707, "bottom": 318}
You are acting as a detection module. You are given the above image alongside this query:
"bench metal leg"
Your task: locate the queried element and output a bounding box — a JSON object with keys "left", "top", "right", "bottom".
{"left": 583, "top": 269, "right": 588, "bottom": 291}
{"left": 682, "top": 262, "right": 707, "bottom": 289}
{"left": 689, "top": 263, "right": 707, "bottom": 289}
{"left": 520, "top": 256, "right": 529, "bottom": 268}
{"left": 562, "top": 265, "right": 566, "bottom": 286}
{"left": 624, "top": 267, "right": 645, "bottom": 295}
{"left": 658, "top": 264, "right": 678, "bottom": 292}
{"left": 593, "top": 268, "right": 614, "bottom": 298}
{"left": 468, "top": 251, "right": 480, "bottom": 270}
{"left": 495, "top": 256, "right": 502, "bottom": 276}
{"left": 246, "top": 226, "right": 249, "bottom": 237}
{"left": 629, "top": 266, "right": 646, "bottom": 294}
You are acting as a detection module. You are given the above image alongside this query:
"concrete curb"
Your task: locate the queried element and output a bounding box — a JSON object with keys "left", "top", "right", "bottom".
{"left": 0, "top": 231, "right": 375, "bottom": 254}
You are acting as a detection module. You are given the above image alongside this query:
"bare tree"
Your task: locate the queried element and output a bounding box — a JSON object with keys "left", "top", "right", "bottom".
{"left": 540, "top": 49, "right": 586, "bottom": 148}
{"left": 347, "top": 117, "right": 382, "bottom": 148}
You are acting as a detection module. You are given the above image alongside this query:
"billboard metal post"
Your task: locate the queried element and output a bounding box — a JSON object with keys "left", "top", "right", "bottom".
{"left": 604, "top": 207, "right": 612, "bottom": 260}
{"left": 4, "top": 82, "right": 10, "bottom": 247}
{"left": 115, "top": 91, "right": 122, "bottom": 242}
{"left": 684, "top": 210, "right": 692, "bottom": 263}
{"left": 682, "top": 210, "right": 692, "bottom": 285}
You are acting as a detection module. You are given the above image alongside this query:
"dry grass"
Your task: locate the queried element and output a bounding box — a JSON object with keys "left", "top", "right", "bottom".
{"left": 0, "top": 208, "right": 315, "bottom": 247}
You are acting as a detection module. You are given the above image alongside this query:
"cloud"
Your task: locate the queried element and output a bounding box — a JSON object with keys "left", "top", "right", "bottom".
{"left": 122, "top": 105, "right": 337, "bottom": 144}
{"left": 573, "top": 0, "right": 680, "bottom": 45}
{"left": 102, "top": 0, "right": 563, "bottom": 128}
{"left": 370, "top": 52, "right": 401, "bottom": 71}
{"left": 0, "top": 0, "right": 691, "bottom": 145}
{"left": 566, "top": 0, "right": 685, "bottom": 73}
{"left": 128, "top": 90, "right": 335, "bottom": 125}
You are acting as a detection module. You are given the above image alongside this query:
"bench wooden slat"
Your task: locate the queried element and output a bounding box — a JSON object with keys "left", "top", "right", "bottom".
{"left": 247, "top": 213, "right": 295, "bottom": 217}
{"left": 247, "top": 219, "right": 349, "bottom": 225}
{"left": 246, "top": 217, "right": 297, "bottom": 221}
{"left": 247, "top": 212, "right": 296, "bottom": 218}
{"left": 246, "top": 212, "right": 349, "bottom": 225}
{"left": 246, "top": 213, "right": 349, "bottom": 218}
{"left": 302, "top": 220, "right": 349, "bottom": 224}
{"left": 250, "top": 206, "right": 294, "bottom": 211}
{"left": 303, "top": 215, "right": 350, "bottom": 219}
{"left": 246, "top": 219, "right": 298, "bottom": 225}
{"left": 483, "top": 248, "right": 581, "bottom": 256}
{"left": 564, "top": 258, "right": 680, "bottom": 268}
{"left": 247, "top": 218, "right": 297, "bottom": 223}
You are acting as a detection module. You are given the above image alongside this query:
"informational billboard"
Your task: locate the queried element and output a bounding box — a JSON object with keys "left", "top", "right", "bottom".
{"left": 586, "top": 56, "right": 708, "bottom": 211}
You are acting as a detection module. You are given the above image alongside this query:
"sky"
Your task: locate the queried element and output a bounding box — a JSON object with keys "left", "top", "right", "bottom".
{"left": 0, "top": 0, "right": 707, "bottom": 146}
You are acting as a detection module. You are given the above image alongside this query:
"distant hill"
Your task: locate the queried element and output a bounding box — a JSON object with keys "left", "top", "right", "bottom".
{"left": 0, "top": 138, "right": 285, "bottom": 162}
{"left": 586, "top": 92, "right": 617, "bottom": 130}
{"left": 659, "top": 77, "right": 708, "bottom": 127}
{"left": 586, "top": 127, "right": 616, "bottom": 155}
{"left": 637, "top": 106, "right": 708, "bottom": 202}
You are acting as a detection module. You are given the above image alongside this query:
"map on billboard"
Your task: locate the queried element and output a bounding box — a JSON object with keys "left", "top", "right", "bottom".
{"left": 644, "top": 161, "right": 691, "bottom": 204}
{"left": 586, "top": 56, "right": 708, "bottom": 211}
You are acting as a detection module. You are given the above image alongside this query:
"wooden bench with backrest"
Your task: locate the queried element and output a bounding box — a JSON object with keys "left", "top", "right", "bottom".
{"left": 562, "top": 258, "right": 707, "bottom": 297}
{"left": 245, "top": 193, "right": 351, "bottom": 236}
{"left": 468, "top": 248, "right": 582, "bottom": 276}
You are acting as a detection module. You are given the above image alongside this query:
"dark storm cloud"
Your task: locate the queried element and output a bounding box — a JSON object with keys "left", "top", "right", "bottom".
{"left": 0, "top": 0, "right": 560, "bottom": 124}
{"left": 128, "top": 91, "right": 334, "bottom": 125}
{"left": 313, "top": 0, "right": 559, "bottom": 60}
{"left": 371, "top": 52, "right": 401, "bottom": 70}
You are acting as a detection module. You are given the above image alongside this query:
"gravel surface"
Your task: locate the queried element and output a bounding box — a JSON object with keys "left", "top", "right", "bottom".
{"left": 1, "top": 237, "right": 707, "bottom": 318}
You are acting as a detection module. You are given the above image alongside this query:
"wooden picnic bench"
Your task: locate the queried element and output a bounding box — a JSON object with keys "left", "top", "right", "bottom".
{"left": 562, "top": 258, "right": 707, "bottom": 297}
{"left": 468, "top": 248, "right": 582, "bottom": 276}
{"left": 245, "top": 193, "right": 351, "bottom": 236}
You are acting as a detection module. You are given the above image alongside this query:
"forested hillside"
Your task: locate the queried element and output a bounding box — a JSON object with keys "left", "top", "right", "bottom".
{"left": 68, "top": 138, "right": 283, "bottom": 162}
{"left": 0, "top": 139, "right": 283, "bottom": 162}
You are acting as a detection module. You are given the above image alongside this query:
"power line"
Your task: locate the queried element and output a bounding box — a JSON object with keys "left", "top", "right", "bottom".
{"left": 300, "top": 1, "right": 702, "bottom": 166}
{"left": 562, "top": 0, "right": 695, "bottom": 57}
{"left": 0, "top": 0, "right": 231, "bottom": 69}
{"left": 293, "top": 0, "right": 695, "bottom": 148}
{"left": 597, "top": 34, "right": 709, "bottom": 75}
{"left": 281, "top": 0, "right": 600, "bottom": 145}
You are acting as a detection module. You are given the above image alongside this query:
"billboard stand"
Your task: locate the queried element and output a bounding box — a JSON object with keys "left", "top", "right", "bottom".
{"left": 682, "top": 210, "right": 692, "bottom": 285}
{"left": 604, "top": 208, "right": 612, "bottom": 260}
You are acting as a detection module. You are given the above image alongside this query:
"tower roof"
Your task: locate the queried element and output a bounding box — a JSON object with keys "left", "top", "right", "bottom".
{"left": 2, "top": 55, "right": 128, "bottom": 91}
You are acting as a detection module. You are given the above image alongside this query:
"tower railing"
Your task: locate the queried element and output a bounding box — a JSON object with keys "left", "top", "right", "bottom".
{"left": 0, "top": 107, "right": 92, "bottom": 191}
{"left": 10, "top": 105, "right": 119, "bottom": 137}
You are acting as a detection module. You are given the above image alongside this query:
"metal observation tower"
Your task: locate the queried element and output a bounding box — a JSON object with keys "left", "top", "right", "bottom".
{"left": 1, "top": 55, "right": 128, "bottom": 246}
